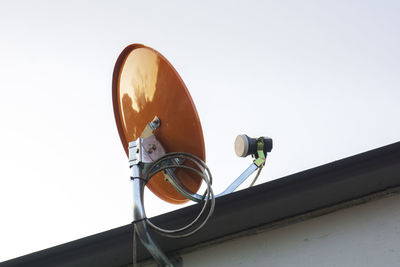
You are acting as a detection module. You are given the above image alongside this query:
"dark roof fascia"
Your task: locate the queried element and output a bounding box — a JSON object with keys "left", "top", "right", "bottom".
{"left": 3, "top": 141, "right": 400, "bottom": 267}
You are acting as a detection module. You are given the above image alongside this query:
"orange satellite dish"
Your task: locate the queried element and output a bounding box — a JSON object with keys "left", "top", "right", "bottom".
{"left": 112, "top": 44, "right": 206, "bottom": 204}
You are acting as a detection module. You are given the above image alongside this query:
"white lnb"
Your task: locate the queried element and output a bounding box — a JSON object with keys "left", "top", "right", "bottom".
{"left": 234, "top": 134, "right": 250, "bottom": 157}
{"left": 234, "top": 134, "right": 273, "bottom": 158}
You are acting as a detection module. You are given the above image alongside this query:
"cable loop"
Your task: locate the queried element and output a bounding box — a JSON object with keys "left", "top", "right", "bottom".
{"left": 143, "top": 152, "right": 215, "bottom": 238}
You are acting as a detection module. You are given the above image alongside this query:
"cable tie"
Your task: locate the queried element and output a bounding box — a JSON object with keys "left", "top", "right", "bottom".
{"left": 130, "top": 176, "right": 149, "bottom": 184}
{"left": 132, "top": 218, "right": 147, "bottom": 224}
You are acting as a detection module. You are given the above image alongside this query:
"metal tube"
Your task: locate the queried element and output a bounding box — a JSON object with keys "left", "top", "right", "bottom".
{"left": 216, "top": 163, "right": 259, "bottom": 197}
{"left": 166, "top": 163, "right": 259, "bottom": 201}
{"left": 131, "top": 165, "right": 173, "bottom": 266}
{"left": 132, "top": 175, "right": 146, "bottom": 223}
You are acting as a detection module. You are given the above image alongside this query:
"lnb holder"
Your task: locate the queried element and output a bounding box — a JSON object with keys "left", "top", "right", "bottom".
{"left": 235, "top": 134, "right": 273, "bottom": 158}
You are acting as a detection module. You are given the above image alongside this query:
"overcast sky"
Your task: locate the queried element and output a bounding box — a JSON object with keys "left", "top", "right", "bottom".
{"left": 1, "top": 0, "right": 399, "bottom": 262}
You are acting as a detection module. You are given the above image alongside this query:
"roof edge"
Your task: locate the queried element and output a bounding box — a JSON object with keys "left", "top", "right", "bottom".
{"left": 4, "top": 142, "right": 400, "bottom": 266}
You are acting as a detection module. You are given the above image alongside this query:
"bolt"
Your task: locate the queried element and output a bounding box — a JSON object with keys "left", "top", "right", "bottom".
{"left": 152, "top": 117, "right": 160, "bottom": 128}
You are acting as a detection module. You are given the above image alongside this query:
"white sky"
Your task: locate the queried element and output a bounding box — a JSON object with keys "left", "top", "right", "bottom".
{"left": 0, "top": 0, "right": 399, "bottom": 262}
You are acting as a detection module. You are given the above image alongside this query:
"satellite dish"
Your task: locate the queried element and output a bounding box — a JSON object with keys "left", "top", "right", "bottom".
{"left": 112, "top": 44, "right": 273, "bottom": 266}
{"left": 112, "top": 44, "right": 206, "bottom": 204}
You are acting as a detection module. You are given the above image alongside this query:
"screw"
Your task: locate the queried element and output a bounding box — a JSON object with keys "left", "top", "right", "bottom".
{"left": 152, "top": 117, "right": 160, "bottom": 128}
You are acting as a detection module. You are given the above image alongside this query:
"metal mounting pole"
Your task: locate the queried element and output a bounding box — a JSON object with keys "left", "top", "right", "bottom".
{"left": 130, "top": 139, "right": 173, "bottom": 267}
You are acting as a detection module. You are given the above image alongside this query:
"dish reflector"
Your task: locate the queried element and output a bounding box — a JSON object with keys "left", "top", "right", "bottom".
{"left": 112, "top": 44, "right": 205, "bottom": 204}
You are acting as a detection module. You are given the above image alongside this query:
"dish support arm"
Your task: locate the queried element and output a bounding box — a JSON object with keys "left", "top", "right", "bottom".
{"left": 165, "top": 162, "right": 260, "bottom": 203}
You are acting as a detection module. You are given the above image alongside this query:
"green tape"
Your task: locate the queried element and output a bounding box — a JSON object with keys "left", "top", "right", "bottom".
{"left": 254, "top": 138, "right": 266, "bottom": 167}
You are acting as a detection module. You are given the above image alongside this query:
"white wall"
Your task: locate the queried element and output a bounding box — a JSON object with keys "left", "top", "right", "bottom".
{"left": 180, "top": 193, "right": 400, "bottom": 267}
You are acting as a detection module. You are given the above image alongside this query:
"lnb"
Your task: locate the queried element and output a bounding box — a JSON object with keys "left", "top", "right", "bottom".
{"left": 234, "top": 134, "right": 273, "bottom": 158}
